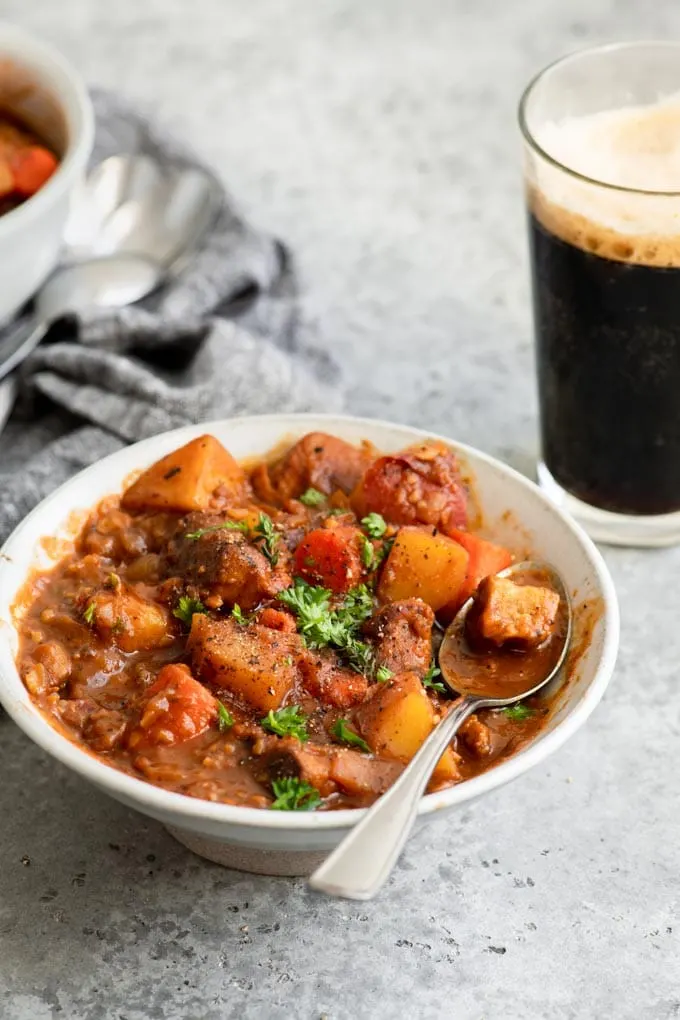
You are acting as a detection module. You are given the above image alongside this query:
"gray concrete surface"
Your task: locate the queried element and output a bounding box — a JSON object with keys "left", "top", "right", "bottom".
{"left": 1, "top": 1, "right": 679, "bottom": 1017}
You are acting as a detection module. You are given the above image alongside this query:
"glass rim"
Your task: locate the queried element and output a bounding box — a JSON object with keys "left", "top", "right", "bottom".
{"left": 518, "top": 40, "right": 680, "bottom": 198}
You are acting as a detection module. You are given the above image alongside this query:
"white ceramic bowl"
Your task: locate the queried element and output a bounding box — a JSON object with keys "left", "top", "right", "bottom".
{"left": 0, "top": 22, "right": 93, "bottom": 325}
{"left": 0, "top": 415, "right": 619, "bottom": 875}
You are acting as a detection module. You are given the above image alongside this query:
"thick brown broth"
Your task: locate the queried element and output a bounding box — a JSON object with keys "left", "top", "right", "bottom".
{"left": 14, "top": 432, "right": 564, "bottom": 812}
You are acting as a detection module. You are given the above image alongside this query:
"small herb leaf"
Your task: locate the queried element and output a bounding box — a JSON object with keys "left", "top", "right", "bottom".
{"left": 261, "top": 705, "right": 309, "bottom": 741}
{"left": 231, "top": 604, "right": 252, "bottom": 626}
{"left": 422, "top": 660, "right": 447, "bottom": 694}
{"left": 83, "top": 602, "right": 96, "bottom": 626}
{"left": 270, "top": 777, "right": 321, "bottom": 811}
{"left": 185, "top": 520, "right": 249, "bottom": 541}
{"left": 253, "top": 513, "right": 280, "bottom": 566}
{"left": 376, "top": 665, "right": 393, "bottom": 683}
{"left": 361, "top": 512, "right": 387, "bottom": 539}
{"left": 502, "top": 703, "right": 535, "bottom": 721}
{"left": 361, "top": 535, "right": 375, "bottom": 569}
{"left": 331, "top": 718, "right": 371, "bottom": 753}
{"left": 172, "top": 595, "right": 206, "bottom": 627}
{"left": 217, "top": 701, "right": 235, "bottom": 731}
{"left": 299, "top": 487, "right": 325, "bottom": 507}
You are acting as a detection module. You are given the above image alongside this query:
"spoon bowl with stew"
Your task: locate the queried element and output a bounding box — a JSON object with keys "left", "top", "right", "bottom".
{"left": 309, "top": 561, "right": 572, "bottom": 900}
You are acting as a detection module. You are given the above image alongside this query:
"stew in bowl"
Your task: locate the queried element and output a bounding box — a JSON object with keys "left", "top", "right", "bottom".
{"left": 15, "top": 429, "right": 572, "bottom": 813}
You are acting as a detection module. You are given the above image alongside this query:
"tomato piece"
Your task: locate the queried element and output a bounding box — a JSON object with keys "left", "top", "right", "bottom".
{"left": 294, "top": 526, "right": 363, "bottom": 593}
{"left": 352, "top": 442, "right": 467, "bottom": 533}
{"left": 440, "top": 529, "right": 514, "bottom": 619}
{"left": 128, "top": 663, "right": 217, "bottom": 750}
{"left": 10, "top": 146, "right": 58, "bottom": 197}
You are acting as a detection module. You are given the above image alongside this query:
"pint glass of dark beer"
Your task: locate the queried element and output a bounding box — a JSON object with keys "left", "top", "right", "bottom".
{"left": 520, "top": 42, "right": 680, "bottom": 545}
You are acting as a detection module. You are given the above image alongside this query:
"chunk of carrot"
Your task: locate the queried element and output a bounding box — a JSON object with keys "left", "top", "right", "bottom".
{"left": 11, "top": 146, "right": 58, "bottom": 197}
{"left": 128, "top": 663, "right": 217, "bottom": 749}
{"left": 440, "top": 529, "right": 514, "bottom": 619}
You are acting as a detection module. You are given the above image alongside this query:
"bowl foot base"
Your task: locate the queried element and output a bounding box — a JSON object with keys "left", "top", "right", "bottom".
{"left": 166, "top": 826, "right": 328, "bottom": 876}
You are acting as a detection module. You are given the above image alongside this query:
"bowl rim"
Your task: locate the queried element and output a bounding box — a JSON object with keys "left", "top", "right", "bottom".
{"left": 0, "top": 412, "right": 620, "bottom": 832}
{"left": 0, "top": 21, "right": 94, "bottom": 237}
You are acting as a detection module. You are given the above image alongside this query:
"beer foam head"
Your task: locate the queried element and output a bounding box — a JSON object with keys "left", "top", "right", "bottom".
{"left": 529, "top": 95, "right": 680, "bottom": 265}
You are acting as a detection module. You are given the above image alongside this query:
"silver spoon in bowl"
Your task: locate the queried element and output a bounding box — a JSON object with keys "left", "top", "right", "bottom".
{"left": 309, "top": 561, "right": 572, "bottom": 901}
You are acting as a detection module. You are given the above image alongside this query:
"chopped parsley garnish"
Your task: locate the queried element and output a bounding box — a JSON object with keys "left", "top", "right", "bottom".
{"left": 231, "top": 604, "right": 252, "bottom": 626}
{"left": 361, "top": 512, "right": 387, "bottom": 539}
{"left": 336, "top": 583, "right": 374, "bottom": 625}
{"left": 375, "top": 535, "right": 395, "bottom": 567}
{"left": 185, "top": 520, "right": 249, "bottom": 541}
{"left": 299, "top": 487, "right": 326, "bottom": 507}
{"left": 261, "top": 705, "right": 309, "bottom": 741}
{"left": 339, "top": 635, "right": 374, "bottom": 675}
{"left": 217, "top": 701, "right": 235, "bottom": 731}
{"left": 331, "top": 718, "right": 371, "bottom": 753}
{"left": 253, "top": 513, "right": 280, "bottom": 566}
{"left": 327, "top": 507, "right": 348, "bottom": 517}
{"left": 278, "top": 579, "right": 334, "bottom": 644}
{"left": 502, "top": 703, "right": 535, "bottom": 721}
{"left": 376, "top": 665, "right": 393, "bottom": 683}
{"left": 106, "top": 572, "right": 121, "bottom": 590}
{"left": 422, "top": 660, "right": 447, "bottom": 694}
{"left": 172, "top": 595, "right": 206, "bottom": 627}
{"left": 277, "top": 579, "right": 375, "bottom": 675}
{"left": 360, "top": 535, "right": 375, "bottom": 569}
{"left": 83, "top": 602, "right": 96, "bottom": 626}
{"left": 270, "top": 777, "right": 321, "bottom": 811}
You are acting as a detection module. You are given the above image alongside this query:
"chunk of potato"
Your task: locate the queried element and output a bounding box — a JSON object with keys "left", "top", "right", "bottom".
{"left": 122, "top": 435, "right": 244, "bottom": 512}
{"left": 188, "top": 614, "right": 302, "bottom": 713}
{"left": 378, "top": 526, "right": 469, "bottom": 612}
{"left": 88, "top": 586, "right": 172, "bottom": 652}
{"left": 356, "top": 673, "right": 459, "bottom": 782}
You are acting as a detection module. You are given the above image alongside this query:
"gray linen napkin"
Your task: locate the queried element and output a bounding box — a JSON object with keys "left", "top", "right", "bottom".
{"left": 0, "top": 89, "right": 343, "bottom": 543}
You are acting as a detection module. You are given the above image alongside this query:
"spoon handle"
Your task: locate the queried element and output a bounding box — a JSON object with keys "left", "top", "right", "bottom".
{"left": 0, "top": 317, "right": 46, "bottom": 382}
{"left": 309, "top": 694, "right": 484, "bottom": 900}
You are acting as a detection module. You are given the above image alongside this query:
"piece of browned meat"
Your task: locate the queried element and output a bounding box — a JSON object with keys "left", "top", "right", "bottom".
{"left": 298, "top": 651, "right": 369, "bottom": 708}
{"left": 365, "top": 598, "right": 434, "bottom": 676}
{"left": 255, "top": 737, "right": 404, "bottom": 800}
{"left": 164, "top": 513, "right": 291, "bottom": 610}
{"left": 258, "top": 432, "right": 375, "bottom": 504}
{"left": 330, "top": 749, "right": 403, "bottom": 798}
{"left": 470, "top": 576, "right": 560, "bottom": 649}
{"left": 255, "top": 736, "right": 336, "bottom": 796}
